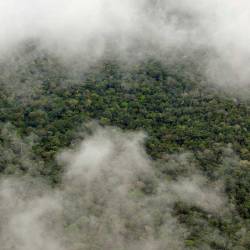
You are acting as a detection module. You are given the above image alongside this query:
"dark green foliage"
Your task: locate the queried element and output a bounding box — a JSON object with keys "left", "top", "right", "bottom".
{"left": 0, "top": 52, "right": 250, "bottom": 249}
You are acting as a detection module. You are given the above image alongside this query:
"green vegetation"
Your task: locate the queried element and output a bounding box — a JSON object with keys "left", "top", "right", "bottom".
{"left": 0, "top": 51, "right": 250, "bottom": 249}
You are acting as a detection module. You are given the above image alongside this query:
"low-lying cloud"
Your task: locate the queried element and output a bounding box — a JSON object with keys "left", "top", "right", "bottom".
{"left": 0, "top": 0, "right": 250, "bottom": 87}
{"left": 0, "top": 127, "right": 231, "bottom": 249}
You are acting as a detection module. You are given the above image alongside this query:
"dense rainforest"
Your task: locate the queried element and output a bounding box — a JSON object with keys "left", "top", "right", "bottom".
{"left": 0, "top": 47, "right": 250, "bottom": 249}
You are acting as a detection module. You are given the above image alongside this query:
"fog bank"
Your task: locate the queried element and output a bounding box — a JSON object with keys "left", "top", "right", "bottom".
{"left": 0, "top": 0, "right": 250, "bottom": 87}
{"left": 0, "top": 127, "right": 232, "bottom": 250}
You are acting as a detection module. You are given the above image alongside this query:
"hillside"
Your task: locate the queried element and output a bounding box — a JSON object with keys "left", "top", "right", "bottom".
{"left": 0, "top": 48, "right": 250, "bottom": 249}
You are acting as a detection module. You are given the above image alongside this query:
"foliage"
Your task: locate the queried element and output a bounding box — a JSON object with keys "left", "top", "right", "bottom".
{"left": 0, "top": 50, "right": 250, "bottom": 249}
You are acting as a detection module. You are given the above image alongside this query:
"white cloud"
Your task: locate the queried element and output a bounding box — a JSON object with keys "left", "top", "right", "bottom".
{"left": 0, "top": 127, "right": 230, "bottom": 249}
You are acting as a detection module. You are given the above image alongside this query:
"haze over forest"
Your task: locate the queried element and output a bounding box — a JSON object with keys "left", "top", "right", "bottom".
{"left": 0, "top": 1, "right": 250, "bottom": 250}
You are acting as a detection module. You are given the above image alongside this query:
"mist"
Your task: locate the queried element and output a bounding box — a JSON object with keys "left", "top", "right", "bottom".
{"left": 0, "top": 126, "right": 235, "bottom": 250}
{"left": 0, "top": 1, "right": 249, "bottom": 249}
{"left": 0, "top": 0, "right": 250, "bottom": 87}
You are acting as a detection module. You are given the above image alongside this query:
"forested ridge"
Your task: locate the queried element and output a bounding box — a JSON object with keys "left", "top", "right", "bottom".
{"left": 0, "top": 49, "right": 250, "bottom": 249}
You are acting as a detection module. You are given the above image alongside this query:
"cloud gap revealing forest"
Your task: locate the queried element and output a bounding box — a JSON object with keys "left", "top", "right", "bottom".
{"left": 0, "top": 1, "right": 250, "bottom": 250}
{"left": 0, "top": 44, "right": 250, "bottom": 249}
